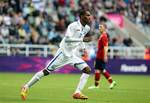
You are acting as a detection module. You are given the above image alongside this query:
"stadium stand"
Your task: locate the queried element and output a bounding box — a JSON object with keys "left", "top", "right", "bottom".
{"left": 0, "top": 0, "right": 149, "bottom": 58}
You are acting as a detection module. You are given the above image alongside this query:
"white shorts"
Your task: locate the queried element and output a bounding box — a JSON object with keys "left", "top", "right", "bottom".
{"left": 46, "top": 48, "right": 89, "bottom": 72}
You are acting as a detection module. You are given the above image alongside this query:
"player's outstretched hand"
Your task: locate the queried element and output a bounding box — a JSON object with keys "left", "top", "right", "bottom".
{"left": 83, "top": 37, "right": 92, "bottom": 42}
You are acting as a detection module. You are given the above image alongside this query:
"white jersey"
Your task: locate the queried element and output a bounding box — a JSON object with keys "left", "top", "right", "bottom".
{"left": 59, "top": 20, "right": 90, "bottom": 57}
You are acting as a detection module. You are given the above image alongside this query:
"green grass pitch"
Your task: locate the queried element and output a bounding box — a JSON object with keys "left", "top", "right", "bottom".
{"left": 0, "top": 73, "right": 150, "bottom": 103}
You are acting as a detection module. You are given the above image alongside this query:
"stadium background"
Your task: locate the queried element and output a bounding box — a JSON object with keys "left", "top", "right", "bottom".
{"left": 0, "top": 0, "right": 150, "bottom": 103}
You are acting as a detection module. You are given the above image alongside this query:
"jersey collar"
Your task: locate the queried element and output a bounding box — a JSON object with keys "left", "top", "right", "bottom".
{"left": 78, "top": 20, "right": 84, "bottom": 29}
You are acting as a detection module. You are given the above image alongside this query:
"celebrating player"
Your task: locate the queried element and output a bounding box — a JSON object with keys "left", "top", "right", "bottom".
{"left": 88, "top": 24, "right": 116, "bottom": 89}
{"left": 21, "top": 9, "right": 92, "bottom": 100}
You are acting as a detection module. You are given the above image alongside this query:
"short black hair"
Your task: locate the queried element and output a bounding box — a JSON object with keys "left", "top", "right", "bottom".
{"left": 79, "top": 9, "right": 90, "bottom": 17}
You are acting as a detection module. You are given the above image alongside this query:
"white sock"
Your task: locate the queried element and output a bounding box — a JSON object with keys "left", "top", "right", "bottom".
{"left": 25, "top": 70, "right": 44, "bottom": 88}
{"left": 75, "top": 73, "right": 90, "bottom": 93}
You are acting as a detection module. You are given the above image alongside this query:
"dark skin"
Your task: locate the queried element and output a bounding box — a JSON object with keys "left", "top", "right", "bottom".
{"left": 80, "top": 11, "right": 92, "bottom": 26}
{"left": 80, "top": 11, "right": 92, "bottom": 43}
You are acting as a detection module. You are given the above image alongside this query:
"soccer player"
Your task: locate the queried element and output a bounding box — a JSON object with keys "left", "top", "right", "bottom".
{"left": 88, "top": 24, "right": 116, "bottom": 89}
{"left": 21, "top": 9, "right": 92, "bottom": 100}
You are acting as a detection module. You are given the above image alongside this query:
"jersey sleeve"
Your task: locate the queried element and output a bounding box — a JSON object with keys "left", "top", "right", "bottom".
{"left": 65, "top": 23, "right": 83, "bottom": 42}
{"left": 79, "top": 42, "right": 86, "bottom": 49}
{"left": 66, "top": 23, "right": 75, "bottom": 37}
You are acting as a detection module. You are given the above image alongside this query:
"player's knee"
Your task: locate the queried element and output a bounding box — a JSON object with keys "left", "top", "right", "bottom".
{"left": 43, "top": 69, "right": 49, "bottom": 76}
{"left": 102, "top": 69, "right": 106, "bottom": 73}
{"left": 82, "top": 67, "right": 91, "bottom": 74}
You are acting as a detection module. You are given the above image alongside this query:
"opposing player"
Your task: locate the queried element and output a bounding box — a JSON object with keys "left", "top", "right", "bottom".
{"left": 88, "top": 24, "right": 116, "bottom": 89}
{"left": 21, "top": 9, "right": 92, "bottom": 100}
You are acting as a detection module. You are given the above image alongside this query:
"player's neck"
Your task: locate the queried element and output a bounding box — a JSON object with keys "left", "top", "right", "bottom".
{"left": 102, "top": 31, "right": 106, "bottom": 34}
{"left": 100, "top": 31, "right": 106, "bottom": 34}
{"left": 80, "top": 20, "right": 86, "bottom": 27}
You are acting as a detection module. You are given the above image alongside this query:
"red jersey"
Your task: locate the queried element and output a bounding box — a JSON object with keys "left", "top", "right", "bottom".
{"left": 96, "top": 32, "right": 108, "bottom": 60}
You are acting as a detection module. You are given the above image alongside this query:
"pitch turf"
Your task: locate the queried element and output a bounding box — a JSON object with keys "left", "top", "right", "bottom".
{"left": 0, "top": 73, "right": 150, "bottom": 103}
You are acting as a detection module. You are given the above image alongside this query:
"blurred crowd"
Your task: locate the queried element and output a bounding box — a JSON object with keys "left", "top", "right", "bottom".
{"left": 0, "top": 0, "right": 149, "bottom": 48}
{"left": 101, "top": 0, "right": 150, "bottom": 35}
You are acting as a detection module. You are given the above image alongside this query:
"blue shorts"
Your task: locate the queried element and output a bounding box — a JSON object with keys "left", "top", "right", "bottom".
{"left": 94, "top": 59, "right": 106, "bottom": 70}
